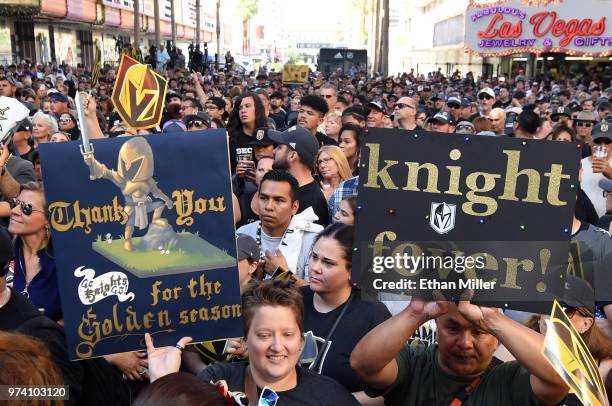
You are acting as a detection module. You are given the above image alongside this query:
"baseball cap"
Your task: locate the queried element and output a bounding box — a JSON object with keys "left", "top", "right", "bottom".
{"left": 206, "top": 96, "right": 226, "bottom": 109}
{"left": 447, "top": 96, "right": 461, "bottom": 107}
{"left": 429, "top": 93, "right": 443, "bottom": 101}
{"left": 550, "top": 106, "right": 571, "bottom": 118}
{"left": 183, "top": 111, "right": 212, "bottom": 128}
{"left": 427, "top": 111, "right": 456, "bottom": 126}
{"left": 237, "top": 234, "right": 260, "bottom": 261}
{"left": 15, "top": 118, "right": 32, "bottom": 132}
{"left": 249, "top": 127, "right": 281, "bottom": 147}
{"left": 367, "top": 100, "right": 385, "bottom": 113}
{"left": 268, "top": 126, "right": 319, "bottom": 168}
{"left": 49, "top": 92, "right": 68, "bottom": 103}
{"left": 477, "top": 87, "right": 495, "bottom": 99}
{"left": 455, "top": 121, "right": 475, "bottom": 134}
{"left": 592, "top": 121, "right": 611, "bottom": 142}
{"left": 598, "top": 178, "right": 612, "bottom": 192}
{"left": 162, "top": 120, "right": 187, "bottom": 133}
{"left": 553, "top": 275, "right": 595, "bottom": 316}
{"left": 513, "top": 90, "right": 526, "bottom": 99}
{"left": 461, "top": 97, "right": 472, "bottom": 107}
{"left": 505, "top": 106, "right": 523, "bottom": 116}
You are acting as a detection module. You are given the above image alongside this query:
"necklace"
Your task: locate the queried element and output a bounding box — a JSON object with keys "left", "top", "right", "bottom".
{"left": 255, "top": 223, "right": 265, "bottom": 260}
{"left": 256, "top": 222, "right": 289, "bottom": 260}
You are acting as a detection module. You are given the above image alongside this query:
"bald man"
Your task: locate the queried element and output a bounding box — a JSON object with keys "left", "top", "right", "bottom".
{"left": 490, "top": 108, "right": 506, "bottom": 136}
{"left": 394, "top": 97, "right": 421, "bottom": 130}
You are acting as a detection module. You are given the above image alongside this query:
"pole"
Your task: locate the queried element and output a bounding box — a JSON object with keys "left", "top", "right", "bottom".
{"left": 381, "top": 0, "right": 389, "bottom": 76}
{"left": 134, "top": 0, "right": 140, "bottom": 50}
{"left": 154, "top": 0, "right": 161, "bottom": 48}
{"left": 216, "top": 0, "right": 221, "bottom": 70}
{"left": 195, "top": 0, "right": 201, "bottom": 45}
{"left": 171, "top": 0, "right": 176, "bottom": 45}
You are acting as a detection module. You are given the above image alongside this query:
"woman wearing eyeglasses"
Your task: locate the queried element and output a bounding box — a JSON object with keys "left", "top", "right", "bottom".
{"left": 146, "top": 280, "right": 359, "bottom": 405}
{"left": 300, "top": 223, "right": 390, "bottom": 405}
{"left": 8, "top": 181, "right": 62, "bottom": 322}
{"left": 315, "top": 146, "right": 352, "bottom": 202}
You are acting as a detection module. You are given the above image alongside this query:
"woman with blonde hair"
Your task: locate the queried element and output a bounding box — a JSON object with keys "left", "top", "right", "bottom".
{"left": 324, "top": 111, "right": 342, "bottom": 143}
{"left": 315, "top": 145, "right": 352, "bottom": 201}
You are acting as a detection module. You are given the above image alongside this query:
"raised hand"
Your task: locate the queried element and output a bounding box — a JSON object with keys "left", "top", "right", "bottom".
{"left": 145, "top": 333, "right": 192, "bottom": 382}
{"left": 406, "top": 296, "right": 450, "bottom": 322}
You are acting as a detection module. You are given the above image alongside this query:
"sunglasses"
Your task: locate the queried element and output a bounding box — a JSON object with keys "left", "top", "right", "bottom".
{"left": 576, "top": 122, "right": 593, "bottom": 128}
{"left": 10, "top": 198, "right": 45, "bottom": 216}
{"left": 478, "top": 94, "right": 493, "bottom": 100}
{"left": 259, "top": 387, "right": 279, "bottom": 406}
{"left": 551, "top": 116, "right": 568, "bottom": 122}
{"left": 396, "top": 103, "right": 414, "bottom": 110}
{"left": 447, "top": 103, "right": 460, "bottom": 109}
{"left": 188, "top": 120, "right": 209, "bottom": 128}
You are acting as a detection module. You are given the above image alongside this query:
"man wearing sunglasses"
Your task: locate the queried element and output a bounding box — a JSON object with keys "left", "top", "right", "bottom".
{"left": 470, "top": 87, "right": 495, "bottom": 121}
{"left": 183, "top": 111, "right": 212, "bottom": 131}
{"left": 394, "top": 97, "right": 421, "bottom": 131}
{"left": 446, "top": 96, "right": 462, "bottom": 123}
{"left": 550, "top": 106, "right": 572, "bottom": 128}
{"left": 575, "top": 110, "right": 597, "bottom": 144}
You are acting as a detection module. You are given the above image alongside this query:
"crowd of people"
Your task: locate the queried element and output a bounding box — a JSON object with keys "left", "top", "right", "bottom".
{"left": 0, "top": 50, "right": 610, "bottom": 406}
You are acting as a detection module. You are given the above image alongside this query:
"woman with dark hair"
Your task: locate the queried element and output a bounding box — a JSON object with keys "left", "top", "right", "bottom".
{"left": 58, "top": 112, "right": 80, "bottom": 140}
{"left": 227, "top": 92, "right": 268, "bottom": 174}
{"left": 145, "top": 280, "right": 359, "bottom": 405}
{"left": 333, "top": 196, "right": 357, "bottom": 226}
{"left": 338, "top": 124, "right": 362, "bottom": 175}
{"left": 300, "top": 223, "right": 390, "bottom": 403}
{"left": 550, "top": 124, "right": 576, "bottom": 142}
{"left": 133, "top": 372, "right": 227, "bottom": 406}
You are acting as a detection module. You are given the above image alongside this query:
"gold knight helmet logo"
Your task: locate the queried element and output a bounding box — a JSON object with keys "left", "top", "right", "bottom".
{"left": 111, "top": 54, "right": 168, "bottom": 130}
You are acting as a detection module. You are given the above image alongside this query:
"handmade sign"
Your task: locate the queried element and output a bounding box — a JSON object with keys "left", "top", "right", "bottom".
{"left": 464, "top": 0, "right": 612, "bottom": 57}
{"left": 543, "top": 301, "right": 609, "bottom": 406}
{"left": 282, "top": 64, "right": 309, "bottom": 85}
{"left": 111, "top": 53, "right": 168, "bottom": 130}
{"left": 40, "top": 131, "right": 242, "bottom": 360}
{"left": 354, "top": 128, "right": 582, "bottom": 310}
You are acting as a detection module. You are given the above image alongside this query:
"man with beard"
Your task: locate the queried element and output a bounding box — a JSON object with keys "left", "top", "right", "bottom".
{"left": 269, "top": 91, "right": 287, "bottom": 130}
{"left": 270, "top": 126, "right": 329, "bottom": 226}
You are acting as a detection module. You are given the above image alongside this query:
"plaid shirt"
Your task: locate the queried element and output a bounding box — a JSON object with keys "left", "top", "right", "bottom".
{"left": 328, "top": 176, "right": 360, "bottom": 218}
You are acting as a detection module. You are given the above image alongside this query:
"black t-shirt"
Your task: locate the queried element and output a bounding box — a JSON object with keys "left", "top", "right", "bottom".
{"left": 229, "top": 130, "right": 254, "bottom": 174}
{"left": 297, "top": 181, "right": 330, "bottom": 227}
{"left": 299, "top": 286, "right": 391, "bottom": 392}
{"left": 270, "top": 111, "right": 287, "bottom": 130}
{"left": 316, "top": 131, "right": 338, "bottom": 147}
{"left": 198, "top": 362, "right": 359, "bottom": 405}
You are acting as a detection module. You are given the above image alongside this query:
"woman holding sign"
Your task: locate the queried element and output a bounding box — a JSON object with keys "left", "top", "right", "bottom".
{"left": 8, "top": 181, "right": 62, "bottom": 321}
{"left": 145, "top": 280, "right": 359, "bottom": 405}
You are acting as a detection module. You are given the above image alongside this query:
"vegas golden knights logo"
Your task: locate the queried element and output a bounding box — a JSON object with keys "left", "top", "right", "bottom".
{"left": 430, "top": 202, "right": 456, "bottom": 234}
{"left": 111, "top": 54, "right": 168, "bottom": 130}
{"left": 543, "top": 301, "right": 609, "bottom": 406}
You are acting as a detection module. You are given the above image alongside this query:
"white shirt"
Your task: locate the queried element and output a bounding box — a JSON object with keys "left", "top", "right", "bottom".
{"left": 581, "top": 156, "right": 611, "bottom": 217}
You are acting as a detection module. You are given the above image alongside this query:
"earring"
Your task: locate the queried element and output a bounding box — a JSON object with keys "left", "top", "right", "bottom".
{"left": 45, "top": 226, "right": 50, "bottom": 240}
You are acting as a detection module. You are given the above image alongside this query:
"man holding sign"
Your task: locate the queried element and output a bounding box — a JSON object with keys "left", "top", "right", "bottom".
{"left": 350, "top": 297, "right": 569, "bottom": 405}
